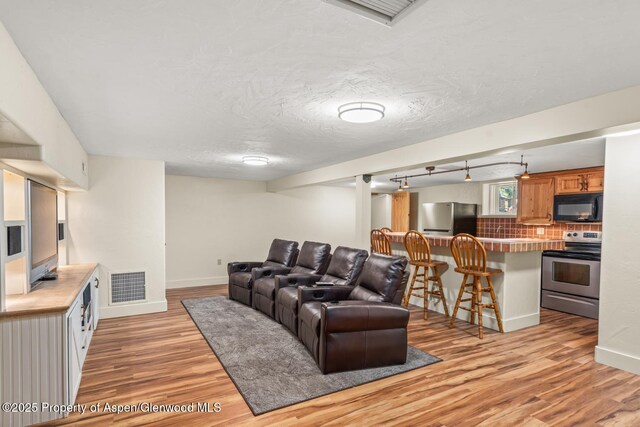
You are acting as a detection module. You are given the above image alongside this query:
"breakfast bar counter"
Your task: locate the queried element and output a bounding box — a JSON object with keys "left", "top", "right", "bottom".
{"left": 386, "top": 232, "right": 562, "bottom": 332}
{"left": 386, "top": 232, "right": 564, "bottom": 253}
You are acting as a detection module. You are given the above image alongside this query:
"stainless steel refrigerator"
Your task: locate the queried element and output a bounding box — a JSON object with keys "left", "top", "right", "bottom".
{"left": 421, "top": 202, "right": 477, "bottom": 236}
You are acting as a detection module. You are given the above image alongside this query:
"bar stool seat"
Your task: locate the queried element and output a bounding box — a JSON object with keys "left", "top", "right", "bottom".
{"left": 454, "top": 266, "right": 502, "bottom": 277}
{"left": 449, "top": 234, "right": 504, "bottom": 339}
{"left": 402, "top": 231, "right": 450, "bottom": 320}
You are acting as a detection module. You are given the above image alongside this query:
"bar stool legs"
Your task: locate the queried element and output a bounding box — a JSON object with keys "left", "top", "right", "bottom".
{"left": 449, "top": 274, "right": 504, "bottom": 338}
{"left": 404, "top": 263, "right": 449, "bottom": 320}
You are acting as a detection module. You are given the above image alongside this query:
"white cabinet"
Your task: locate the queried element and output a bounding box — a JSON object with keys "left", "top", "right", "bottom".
{"left": 67, "top": 271, "right": 99, "bottom": 405}
{"left": 0, "top": 264, "right": 98, "bottom": 427}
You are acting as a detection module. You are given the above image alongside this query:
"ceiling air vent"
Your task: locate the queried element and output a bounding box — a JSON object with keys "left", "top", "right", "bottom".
{"left": 324, "top": 0, "right": 428, "bottom": 26}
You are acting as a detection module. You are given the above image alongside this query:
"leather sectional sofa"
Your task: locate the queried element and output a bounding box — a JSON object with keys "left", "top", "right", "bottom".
{"left": 227, "top": 239, "right": 411, "bottom": 374}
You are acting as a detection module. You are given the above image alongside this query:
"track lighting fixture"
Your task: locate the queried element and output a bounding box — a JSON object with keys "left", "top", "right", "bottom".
{"left": 389, "top": 156, "right": 533, "bottom": 185}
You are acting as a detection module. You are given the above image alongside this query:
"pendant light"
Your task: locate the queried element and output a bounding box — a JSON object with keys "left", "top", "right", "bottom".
{"left": 464, "top": 161, "right": 472, "bottom": 182}
{"left": 520, "top": 155, "right": 530, "bottom": 179}
{"left": 402, "top": 177, "right": 410, "bottom": 189}
{"left": 394, "top": 175, "right": 403, "bottom": 192}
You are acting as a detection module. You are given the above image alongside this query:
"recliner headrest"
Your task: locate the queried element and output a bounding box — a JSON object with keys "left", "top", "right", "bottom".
{"left": 349, "top": 254, "right": 408, "bottom": 303}
{"left": 265, "top": 239, "right": 299, "bottom": 267}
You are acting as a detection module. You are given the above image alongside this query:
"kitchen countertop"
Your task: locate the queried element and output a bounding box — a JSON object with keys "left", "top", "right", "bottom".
{"left": 1, "top": 263, "right": 98, "bottom": 318}
{"left": 386, "top": 232, "right": 563, "bottom": 253}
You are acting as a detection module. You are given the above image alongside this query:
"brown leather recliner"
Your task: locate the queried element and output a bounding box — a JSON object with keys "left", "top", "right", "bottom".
{"left": 297, "top": 253, "right": 410, "bottom": 374}
{"left": 227, "top": 239, "right": 299, "bottom": 307}
{"left": 253, "top": 241, "right": 332, "bottom": 319}
{"left": 275, "top": 246, "right": 368, "bottom": 335}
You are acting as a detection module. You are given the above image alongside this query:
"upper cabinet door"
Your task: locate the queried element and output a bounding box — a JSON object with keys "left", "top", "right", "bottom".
{"left": 556, "top": 174, "right": 586, "bottom": 194}
{"left": 555, "top": 168, "right": 604, "bottom": 194}
{"left": 391, "top": 191, "right": 410, "bottom": 232}
{"left": 517, "top": 177, "right": 555, "bottom": 224}
{"left": 584, "top": 170, "right": 604, "bottom": 193}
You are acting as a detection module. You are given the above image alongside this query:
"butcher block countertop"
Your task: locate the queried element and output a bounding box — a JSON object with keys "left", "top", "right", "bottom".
{"left": 1, "top": 263, "right": 98, "bottom": 318}
{"left": 386, "top": 232, "right": 563, "bottom": 253}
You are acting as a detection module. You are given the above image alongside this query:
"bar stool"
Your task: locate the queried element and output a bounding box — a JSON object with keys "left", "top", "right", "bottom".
{"left": 370, "top": 229, "right": 392, "bottom": 255}
{"left": 403, "top": 231, "right": 450, "bottom": 320}
{"left": 449, "top": 233, "right": 504, "bottom": 339}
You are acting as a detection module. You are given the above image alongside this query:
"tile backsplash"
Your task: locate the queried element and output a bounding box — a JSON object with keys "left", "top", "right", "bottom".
{"left": 477, "top": 217, "right": 602, "bottom": 240}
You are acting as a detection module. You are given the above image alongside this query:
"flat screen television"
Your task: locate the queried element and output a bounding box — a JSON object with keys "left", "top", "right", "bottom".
{"left": 27, "top": 179, "right": 58, "bottom": 286}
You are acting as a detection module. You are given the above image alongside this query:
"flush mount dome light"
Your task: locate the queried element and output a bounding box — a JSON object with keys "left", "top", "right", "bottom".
{"left": 242, "top": 155, "right": 269, "bottom": 166}
{"left": 338, "top": 102, "right": 385, "bottom": 123}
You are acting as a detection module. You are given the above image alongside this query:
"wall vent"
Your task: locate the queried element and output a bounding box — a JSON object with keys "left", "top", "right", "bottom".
{"left": 110, "top": 271, "right": 146, "bottom": 304}
{"left": 323, "top": 0, "right": 428, "bottom": 26}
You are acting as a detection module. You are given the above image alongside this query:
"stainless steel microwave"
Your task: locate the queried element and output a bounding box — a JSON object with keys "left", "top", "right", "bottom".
{"left": 553, "top": 192, "right": 603, "bottom": 222}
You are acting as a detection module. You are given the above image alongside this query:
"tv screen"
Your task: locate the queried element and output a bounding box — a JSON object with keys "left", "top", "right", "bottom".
{"left": 28, "top": 180, "right": 58, "bottom": 285}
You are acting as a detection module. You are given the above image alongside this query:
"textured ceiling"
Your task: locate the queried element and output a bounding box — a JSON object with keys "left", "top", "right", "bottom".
{"left": 0, "top": 1, "right": 639, "bottom": 180}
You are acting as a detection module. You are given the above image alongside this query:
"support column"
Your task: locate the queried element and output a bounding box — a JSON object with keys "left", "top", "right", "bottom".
{"left": 355, "top": 174, "right": 372, "bottom": 251}
{"left": 595, "top": 135, "right": 640, "bottom": 375}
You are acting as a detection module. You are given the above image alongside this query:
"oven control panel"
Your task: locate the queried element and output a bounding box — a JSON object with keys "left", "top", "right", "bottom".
{"left": 564, "top": 231, "right": 602, "bottom": 242}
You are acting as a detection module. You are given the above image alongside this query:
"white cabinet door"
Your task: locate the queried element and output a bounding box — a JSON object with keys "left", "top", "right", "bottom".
{"left": 67, "top": 299, "right": 83, "bottom": 405}
{"left": 91, "top": 273, "right": 100, "bottom": 329}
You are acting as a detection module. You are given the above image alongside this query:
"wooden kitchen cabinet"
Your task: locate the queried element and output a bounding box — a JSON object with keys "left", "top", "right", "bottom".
{"left": 555, "top": 167, "right": 604, "bottom": 194}
{"left": 517, "top": 177, "right": 555, "bottom": 224}
{"left": 556, "top": 174, "right": 585, "bottom": 194}
{"left": 584, "top": 170, "right": 604, "bottom": 192}
{"left": 391, "top": 191, "right": 418, "bottom": 232}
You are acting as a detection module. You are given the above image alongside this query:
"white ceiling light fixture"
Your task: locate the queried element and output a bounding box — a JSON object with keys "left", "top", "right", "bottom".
{"left": 323, "top": 0, "right": 430, "bottom": 27}
{"left": 242, "top": 155, "right": 269, "bottom": 166}
{"left": 338, "top": 102, "right": 385, "bottom": 124}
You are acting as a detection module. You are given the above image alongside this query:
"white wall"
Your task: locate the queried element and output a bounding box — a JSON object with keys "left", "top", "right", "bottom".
{"left": 165, "top": 175, "right": 356, "bottom": 288}
{"left": 67, "top": 155, "right": 166, "bottom": 318}
{"left": 414, "top": 182, "right": 483, "bottom": 230}
{"left": 0, "top": 22, "right": 88, "bottom": 190}
{"left": 371, "top": 194, "right": 392, "bottom": 229}
{"left": 595, "top": 135, "right": 640, "bottom": 375}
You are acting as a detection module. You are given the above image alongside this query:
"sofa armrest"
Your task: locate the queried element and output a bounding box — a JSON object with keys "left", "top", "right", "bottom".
{"left": 274, "top": 273, "right": 322, "bottom": 294}
{"left": 298, "top": 285, "right": 353, "bottom": 307}
{"left": 227, "top": 261, "right": 263, "bottom": 275}
{"left": 252, "top": 266, "right": 292, "bottom": 281}
{"left": 321, "top": 301, "right": 409, "bottom": 334}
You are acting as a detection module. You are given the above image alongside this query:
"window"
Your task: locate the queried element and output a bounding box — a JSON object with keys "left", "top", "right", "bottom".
{"left": 484, "top": 181, "right": 517, "bottom": 215}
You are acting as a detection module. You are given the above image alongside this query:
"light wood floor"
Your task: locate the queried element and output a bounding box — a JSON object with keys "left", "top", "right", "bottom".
{"left": 47, "top": 285, "right": 639, "bottom": 426}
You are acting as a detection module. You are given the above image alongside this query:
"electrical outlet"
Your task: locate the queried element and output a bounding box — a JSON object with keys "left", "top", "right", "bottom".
{"left": 536, "top": 227, "right": 545, "bottom": 236}
{"left": 217, "top": 259, "right": 222, "bottom": 265}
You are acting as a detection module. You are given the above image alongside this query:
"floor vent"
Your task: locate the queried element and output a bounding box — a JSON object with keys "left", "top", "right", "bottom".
{"left": 110, "top": 271, "right": 146, "bottom": 304}
{"left": 323, "top": 0, "right": 428, "bottom": 26}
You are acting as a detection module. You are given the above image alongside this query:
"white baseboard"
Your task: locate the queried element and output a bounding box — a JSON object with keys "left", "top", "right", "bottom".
{"left": 595, "top": 345, "right": 640, "bottom": 375}
{"left": 100, "top": 299, "right": 168, "bottom": 319}
{"left": 166, "top": 276, "right": 227, "bottom": 289}
{"left": 410, "top": 296, "right": 539, "bottom": 332}
{"left": 501, "top": 312, "right": 540, "bottom": 332}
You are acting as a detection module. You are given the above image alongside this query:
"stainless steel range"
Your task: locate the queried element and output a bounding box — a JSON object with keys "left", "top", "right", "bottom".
{"left": 541, "top": 231, "right": 602, "bottom": 319}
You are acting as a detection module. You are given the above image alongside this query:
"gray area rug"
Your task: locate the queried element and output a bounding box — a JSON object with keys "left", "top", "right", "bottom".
{"left": 182, "top": 296, "right": 441, "bottom": 415}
